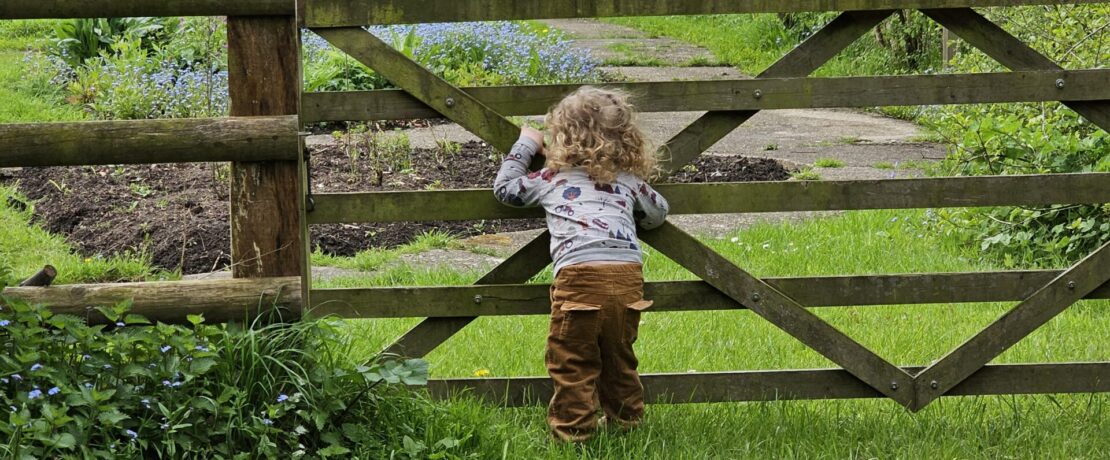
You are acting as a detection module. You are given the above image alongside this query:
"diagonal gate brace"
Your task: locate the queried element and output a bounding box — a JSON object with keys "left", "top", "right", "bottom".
{"left": 341, "top": 10, "right": 899, "bottom": 359}
{"left": 913, "top": 240, "right": 1110, "bottom": 410}
{"left": 641, "top": 223, "right": 917, "bottom": 408}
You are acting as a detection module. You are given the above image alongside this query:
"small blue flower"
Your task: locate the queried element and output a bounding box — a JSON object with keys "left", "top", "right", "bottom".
{"left": 276, "top": 394, "right": 289, "bottom": 403}
{"left": 160, "top": 345, "right": 172, "bottom": 353}
{"left": 141, "top": 399, "right": 151, "bottom": 408}
{"left": 11, "top": 374, "right": 22, "bottom": 381}
{"left": 28, "top": 389, "right": 42, "bottom": 399}
{"left": 47, "top": 387, "right": 60, "bottom": 396}
{"left": 0, "top": 320, "right": 10, "bottom": 327}
{"left": 103, "top": 364, "right": 112, "bottom": 369}
{"left": 195, "top": 345, "right": 209, "bottom": 352}
{"left": 125, "top": 429, "right": 138, "bottom": 440}
{"left": 162, "top": 380, "right": 171, "bottom": 387}
{"left": 30, "top": 364, "right": 42, "bottom": 372}
{"left": 262, "top": 418, "right": 274, "bottom": 426}
{"left": 9, "top": 405, "right": 16, "bottom": 412}
{"left": 84, "top": 382, "right": 93, "bottom": 389}
{"left": 116, "top": 321, "right": 125, "bottom": 327}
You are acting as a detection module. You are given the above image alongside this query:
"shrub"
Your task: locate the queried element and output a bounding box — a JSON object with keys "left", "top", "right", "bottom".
{"left": 923, "top": 4, "right": 1110, "bottom": 267}
{"left": 0, "top": 300, "right": 432, "bottom": 458}
{"left": 51, "top": 18, "right": 176, "bottom": 69}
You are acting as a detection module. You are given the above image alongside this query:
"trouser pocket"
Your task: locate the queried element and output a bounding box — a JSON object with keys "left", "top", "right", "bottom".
{"left": 623, "top": 299, "right": 653, "bottom": 344}
{"left": 556, "top": 301, "right": 602, "bottom": 343}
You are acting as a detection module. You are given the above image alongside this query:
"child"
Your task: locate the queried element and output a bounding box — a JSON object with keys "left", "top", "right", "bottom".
{"left": 493, "top": 86, "right": 670, "bottom": 442}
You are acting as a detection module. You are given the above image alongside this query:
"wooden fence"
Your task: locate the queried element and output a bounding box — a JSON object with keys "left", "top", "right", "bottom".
{"left": 2, "top": 0, "right": 1109, "bottom": 412}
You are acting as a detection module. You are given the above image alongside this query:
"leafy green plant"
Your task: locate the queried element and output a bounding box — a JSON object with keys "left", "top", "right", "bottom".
{"left": 0, "top": 300, "right": 430, "bottom": 458}
{"left": 814, "top": 158, "right": 846, "bottom": 168}
{"left": 51, "top": 17, "right": 174, "bottom": 69}
{"left": 791, "top": 168, "right": 822, "bottom": 181}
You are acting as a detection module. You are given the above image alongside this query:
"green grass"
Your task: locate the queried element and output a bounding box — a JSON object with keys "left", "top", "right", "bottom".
{"left": 790, "top": 168, "right": 822, "bottom": 181}
{"left": 604, "top": 15, "right": 893, "bottom": 77}
{"left": 813, "top": 158, "right": 846, "bottom": 168}
{"left": 311, "top": 229, "right": 458, "bottom": 273}
{"left": 0, "top": 20, "right": 61, "bottom": 50}
{"left": 315, "top": 210, "right": 1110, "bottom": 458}
{"left": 874, "top": 161, "right": 896, "bottom": 170}
{"left": 0, "top": 186, "right": 161, "bottom": 284}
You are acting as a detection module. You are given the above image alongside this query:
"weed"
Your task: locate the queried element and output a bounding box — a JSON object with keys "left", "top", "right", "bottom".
{"left": 791, "top": 168, "right": 822, "bottom": 181}
{"left": 814, "top": 158, "right": 846, "bottom": 168}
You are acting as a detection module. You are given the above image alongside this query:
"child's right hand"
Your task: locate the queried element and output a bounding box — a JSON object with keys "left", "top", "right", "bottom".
{"left": 520, "top": 127, "right": 545, "bottom": 156}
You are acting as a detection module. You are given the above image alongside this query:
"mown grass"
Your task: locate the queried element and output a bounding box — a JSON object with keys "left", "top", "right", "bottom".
{"left": 318, "top": 210, "right": 1110, "bottom": 458}
{"left": 0, "top": 20, "right": 85, "bottom": 123}
{"left": 0, "top": 185, "right": 161, "bottom": 285}
{"left": 603, "top": 15, "right": 893, "bottom": 77}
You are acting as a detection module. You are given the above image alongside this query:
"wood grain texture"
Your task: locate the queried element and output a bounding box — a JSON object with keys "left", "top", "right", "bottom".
{"left": 313, "top": 27, "right": 520, "bottom": 152}
{"left": 0, "top": 117, "right": 298, "bottom": 167}
{"left": 914, "top": 241, "right": 1110, "bottom": 410}
{"left": 427, "top": 362, "right": 1110, "bottom": 406}
{"left": 307, "top": 173, "right": 1110, "bottom": 224}
{"left": 309, "top": 272, "right": 1110, "bottom": 318}
{"left": 302, "top": 69, "right": 1110, "bottom": 122}
{"left": 228, "top": 17, "right": 306, "bottom": 283}
{"left": 305, "top": 0, "right": 1102, "bottom": 26}
{"left": 2, "top": 0, "right": 292, "bottom": 19}
{"left": 1, "top": 277, "right": 302, "bottom": 324}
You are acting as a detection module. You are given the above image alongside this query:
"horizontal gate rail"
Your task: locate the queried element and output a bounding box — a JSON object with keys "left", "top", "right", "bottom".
{"left": 1, "top": 0, "right": 294, "bottom": 19}
{"left": 1, "top": 277, "right": 302, "bottom": 324}
{"left": 307, "top": 173, "right": 1110, "bottom": 224}
{"left": 311, "top": 272, "right": 1110, "bottom": 318}
{"left": 305, "top": 0, "right": 1107, "bottom": 27}
{"left": 0, "top": 116, "right": 300, "bottom": 167}
{"left": 428, "top": 362, "right": 1110, "bottom": 407}
{"left": 302, "top": 69, "right": 1110, "bottom": 122}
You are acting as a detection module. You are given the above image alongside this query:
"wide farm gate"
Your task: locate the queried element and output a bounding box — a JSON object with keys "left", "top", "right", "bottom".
{"left": 2, "top": 0, "right": 1109, "bottom": 412}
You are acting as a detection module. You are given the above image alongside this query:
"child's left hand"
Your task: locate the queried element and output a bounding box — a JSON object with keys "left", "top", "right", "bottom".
{"left": 520, "top": 127, "right": 546, "bottom": 156}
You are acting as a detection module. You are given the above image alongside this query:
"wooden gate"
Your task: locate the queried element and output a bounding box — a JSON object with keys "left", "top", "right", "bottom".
{"left": 2, "top": 0, "right": 1109, "bottom": 412}
{"left": 302, "top": 0, "right": 1110, "bottom": 411}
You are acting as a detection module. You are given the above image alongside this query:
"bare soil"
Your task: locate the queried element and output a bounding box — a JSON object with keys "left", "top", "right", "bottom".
{"left": 1, "top": 142, "right": 789, "bottom": 274}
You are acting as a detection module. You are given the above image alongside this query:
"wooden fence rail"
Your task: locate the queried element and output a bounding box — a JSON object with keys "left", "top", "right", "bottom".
{"left": 302, "top": 69, "right": 1110, "bottom": 122}
{"left": 0, "top": 0, "right": 294, "bottom": 19}
{"left": 307, "top": 173, "right": 1110, "bottom": 224}
{"left": 305, "top": 0, "right": 1107, "bottom": 26}
{"left": 429, "top": 363, "right": 1110, "bottom": 406}
{"left": 0, "top": 116, "right": 299, "bottom": 167}
{"left": 310, "top": 273, "right": 1110, "bottom": 318}
{"left": 1, "top": 277, "right": 302, "bottom": 324}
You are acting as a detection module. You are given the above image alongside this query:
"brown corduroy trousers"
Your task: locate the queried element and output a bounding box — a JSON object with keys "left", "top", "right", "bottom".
{"left": 546, "top": 263, "right": 653, "bottom": 442}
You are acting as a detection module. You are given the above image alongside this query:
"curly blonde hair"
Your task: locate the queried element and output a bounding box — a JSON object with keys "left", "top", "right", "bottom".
{"left": 544, "top": 86, "right": 657, "bottom": 184}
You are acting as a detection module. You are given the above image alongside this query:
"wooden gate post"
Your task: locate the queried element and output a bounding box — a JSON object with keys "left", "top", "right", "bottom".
{"left": 227, "top": 15, "right": 307, "bottom": 312}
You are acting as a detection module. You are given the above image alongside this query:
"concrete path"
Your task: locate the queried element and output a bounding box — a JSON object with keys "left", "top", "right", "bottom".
{"left": 299, "top": 18, "right": 950, "bottom": 276}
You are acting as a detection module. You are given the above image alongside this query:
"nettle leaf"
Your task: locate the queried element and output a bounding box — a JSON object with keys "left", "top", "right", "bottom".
{"left": 190, "top": 357, "right": 217, "bottom": 375}
{"left": 318, "top": 444, "right": 351, "bottom": 457}
{"left": 97, "top": 410, "right": 129, "bottom": 426}
{"left": 50, "top": 432, "right": 77, "bottom": 449}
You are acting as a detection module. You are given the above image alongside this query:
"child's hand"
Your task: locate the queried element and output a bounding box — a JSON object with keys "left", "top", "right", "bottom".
{"left": 520, "top": 127, "right": 545, "bottom": 156}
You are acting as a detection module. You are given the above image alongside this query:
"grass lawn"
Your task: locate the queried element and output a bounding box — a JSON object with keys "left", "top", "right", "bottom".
{"left": 316, "top": 210, "right": 1110, "bottom": 459}
{"left": 603, "top": 15, "right": 894, "bottom": 77}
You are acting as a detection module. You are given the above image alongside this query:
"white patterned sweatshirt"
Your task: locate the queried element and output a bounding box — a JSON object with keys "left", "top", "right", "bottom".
{"left": 493, "top": 136, "right": 670, "bottom": 274}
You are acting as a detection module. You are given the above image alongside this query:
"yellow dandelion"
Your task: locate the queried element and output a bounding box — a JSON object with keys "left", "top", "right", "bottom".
{"left": 473, "top": 368, "right": 491, "bottom": 377}
{"left": 84, "top": 258, "right": 92, "bottom": 263}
